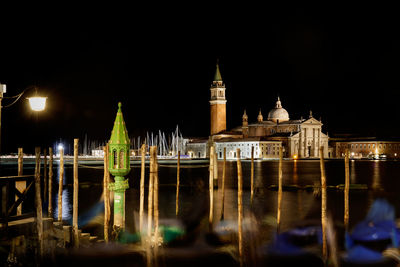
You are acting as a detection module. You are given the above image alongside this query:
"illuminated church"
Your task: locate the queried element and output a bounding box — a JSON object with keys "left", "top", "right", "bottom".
{"left": 186, "top": 63, "right": 330, "bottom": 159}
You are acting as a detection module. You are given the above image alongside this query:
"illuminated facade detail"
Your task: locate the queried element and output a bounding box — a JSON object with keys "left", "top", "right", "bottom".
{"left": 210, "top": 62, "right": 227, "bottom": 135}
{"left": 215, "top": 140, "right": 282, "bottom": 159}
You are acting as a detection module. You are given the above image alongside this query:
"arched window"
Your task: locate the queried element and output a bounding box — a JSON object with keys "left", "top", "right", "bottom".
{"left": 113, "top": 150, "right": 118, "bottom": 169}
{"left": 119, "top": 150, "right": 124, "bottom": 169}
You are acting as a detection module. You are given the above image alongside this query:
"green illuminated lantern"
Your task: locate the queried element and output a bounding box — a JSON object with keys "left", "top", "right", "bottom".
{"left": 109, "top": 102, "right": 130, "bottom": 229}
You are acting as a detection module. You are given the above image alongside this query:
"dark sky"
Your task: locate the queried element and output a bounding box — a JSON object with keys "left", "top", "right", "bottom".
{"left": 1, "top": 4, "right": 400, "bottom": 154}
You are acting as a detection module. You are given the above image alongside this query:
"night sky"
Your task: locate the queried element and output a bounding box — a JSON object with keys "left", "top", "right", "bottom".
{"left": 1, "top": 4, "right": 400, "bottom": 154}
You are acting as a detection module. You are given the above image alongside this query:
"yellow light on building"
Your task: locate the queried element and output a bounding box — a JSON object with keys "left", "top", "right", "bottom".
{"left": 27, "top": 96, "right": 47, "bottom": 111}
{"left": 293, "top": 154, "right": 298, "bottom": 160}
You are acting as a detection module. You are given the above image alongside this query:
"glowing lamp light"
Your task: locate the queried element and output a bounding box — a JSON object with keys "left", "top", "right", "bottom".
{"left": 293, "top": 154, "right": 298, "bottom": 160}
{"left": 28, "top": 96, "right": 47, "bottom": 111}
{"left": 58, "top": 144, "right": 64, "bottom": 151}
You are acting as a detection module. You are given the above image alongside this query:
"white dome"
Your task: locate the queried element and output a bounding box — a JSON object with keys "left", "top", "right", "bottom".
{"left": 267, "top": 97, "right": 289, "bottom": 123}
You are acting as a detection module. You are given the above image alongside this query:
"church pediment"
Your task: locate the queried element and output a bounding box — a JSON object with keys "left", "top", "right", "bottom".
{"left": 302, "top": 117, "right": 323, "bottom": 125}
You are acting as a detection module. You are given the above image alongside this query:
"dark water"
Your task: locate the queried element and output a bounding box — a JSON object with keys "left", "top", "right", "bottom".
{"left": 1, "top": 158, "right": 400, "bottom": 242}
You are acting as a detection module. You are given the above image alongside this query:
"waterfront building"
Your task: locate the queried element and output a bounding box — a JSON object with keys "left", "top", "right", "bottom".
{"left": 330, "top": 137, "right": 400, "bottom": 159}
{"left": 186, "top": 62, "right": 330, "bottom": 159}
{"left": 214, "top": 138, "right": 282, "bottom": 159}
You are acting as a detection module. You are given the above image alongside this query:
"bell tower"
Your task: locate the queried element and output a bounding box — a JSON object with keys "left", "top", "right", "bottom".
{"left": 210, "top": 61, "right": 227, "bottom": 135}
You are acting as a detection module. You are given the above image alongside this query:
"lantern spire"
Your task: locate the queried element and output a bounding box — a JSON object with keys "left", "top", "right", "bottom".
{"left": 110, "top": 102, "right": 130, "bottom": 145}
{"left": 214, "top": 60, "right": 222, "bottom": 82}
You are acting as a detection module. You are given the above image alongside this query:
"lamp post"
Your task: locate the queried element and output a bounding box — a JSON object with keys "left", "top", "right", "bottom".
{"left": 108, "top": 102, "right": 130, "bottom": 230}
{"left": 0, "top": 83, "right": 47, "bottom": 154}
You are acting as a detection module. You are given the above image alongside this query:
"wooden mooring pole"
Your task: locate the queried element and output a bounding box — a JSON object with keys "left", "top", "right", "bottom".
{"left": 250, "top": 146, "right": 254, "bottom": 205}
{"left": 320, "top": 146, "right": 328, "bottom": 262}
{"left": 176, "top": 150, "right": 180, "bottom": 217}
{"left": 58, "top": 147, "right": 64, "bottom": 222}
{"left": 237, "top": 148, "right": 243, "bottom": 266}
{"left": 344, "top": 148, "right": 350, "bottom": 231}
{"left": 277, "top": 146, "right": 283, "bottom": 233}
{"left": 220, "top": 147, "right": 226, "bottom": 220}
{"left": 18, "top": 148, "right": 23, "bottom": 176}
{"left": 139, "top": 144, "right": 146, "bottom": 235}
{"left": 43, "top": 148, "right": 47, "bottom": 210}
{"left": 48, "top": 147, "right": 53, "bottom": 217}
{"left": 154, "top": 147, "right": 159, "bottom": 239}
{"left": 73, "top": 138, "right": 79, "bottom": 248}
{"left": 103, "top": 144, "right": 111, "bottom": 242}
{"left": 34, "top": 147, "right": 43, "bottom": 256}
{"left": 16, "top": 148, "right": 24, "bottom": 215}
{"left": 209, "top": 145, "right": 214, "bottom": 231}
{"left": 147, "top": 146, "right": 156, "bottom": 267}
{"left": 153, "top": 147, "right": 159, "bottom": 267}
{"left": 148, "top": 146, "right": 155, "bottom": 239}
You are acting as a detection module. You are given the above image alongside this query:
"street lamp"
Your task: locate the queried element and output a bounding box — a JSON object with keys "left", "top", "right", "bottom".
{"left": 0, "top": 83, "right": 47, "bottom": 154}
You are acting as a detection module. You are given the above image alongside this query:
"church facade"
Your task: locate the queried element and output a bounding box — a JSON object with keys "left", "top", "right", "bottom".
{"left": 186, "top": 63, "right": 330, "bottom": 159}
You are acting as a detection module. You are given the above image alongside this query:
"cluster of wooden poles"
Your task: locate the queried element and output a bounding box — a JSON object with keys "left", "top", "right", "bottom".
{"left": 206, "top": 145, "right": 351, "bottom": 266}
{"left": 15, "top": 139, "right": 80, "bottom": 257}
{"left": 18, "top": 139, "right": 351, "bottom": 265}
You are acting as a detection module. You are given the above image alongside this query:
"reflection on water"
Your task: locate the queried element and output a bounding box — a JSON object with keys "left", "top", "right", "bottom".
{"left": 372, "top": 160, "right": 382, "bottom": 190}
{"left": 52, "top": 160, "right": 71, "bottom": 220}
{"left": 292, "top": 160, "right": 298, "bottom": 184}
{"left": 54, "top": 189, "right": 71, "bottom": 221}
{"left": 350, "top": 160, "right": 356, "bottom": 183}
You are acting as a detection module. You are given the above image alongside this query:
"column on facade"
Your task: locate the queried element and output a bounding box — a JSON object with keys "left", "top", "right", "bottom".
{"left": 299, "top": 128, "right": 303, "bottom": 157}
{"left": 313, "top": 128, "right": 318, "bottom": 157}
{"left": 311, "top": 128, "right": 315, "bottom": 157}
{"left": 318, "top": 129, "right": 321, "bottom": 157}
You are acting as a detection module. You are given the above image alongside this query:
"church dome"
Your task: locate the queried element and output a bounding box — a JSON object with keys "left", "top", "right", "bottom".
{"left": 267, "top": 97, "right": 289, "bottom": 123}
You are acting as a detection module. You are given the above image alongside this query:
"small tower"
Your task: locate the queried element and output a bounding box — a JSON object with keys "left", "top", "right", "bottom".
{"left": 242, "top": 110, "right": 249, "bottom": 138}
{"left": 257, "top": 109, "right": 263, "bottom": 122}
{"left": 210, "top": 61, "right": 227, "bottom": 135}
{"left": 108, "top": 102, "right": 130, "bottom": 229}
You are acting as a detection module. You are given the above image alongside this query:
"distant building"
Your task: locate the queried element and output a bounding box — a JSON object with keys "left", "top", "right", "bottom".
{"left": 91, "top": 148, "right": 104, "bottom": 157}
{"left": 186, "top": 62, "right": 330, "bottom": 159}
{"left": 330, "top": 137, "right": 400, "bottom": 159}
